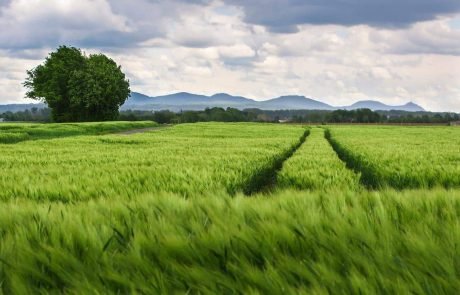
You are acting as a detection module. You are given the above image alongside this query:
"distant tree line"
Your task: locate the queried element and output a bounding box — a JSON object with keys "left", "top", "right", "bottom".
{"left": 2, "top": 107, "right": 459, "bottom": 124}
{"left": 380, "top": 111, "right": 460, "bottom": 124}
{"left": 0, "top": 107, "right": 52, "bottom": 122}
{"left": 119, "top": 108, "right": 459, "bottom": 124}
{"left": 119, "top": 108, "right": 260, "bottom": 123}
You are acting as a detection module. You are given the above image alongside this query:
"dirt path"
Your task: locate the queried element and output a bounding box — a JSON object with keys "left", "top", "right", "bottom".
{"left": 116, "top": 125, "right": 172, "bottom": 135}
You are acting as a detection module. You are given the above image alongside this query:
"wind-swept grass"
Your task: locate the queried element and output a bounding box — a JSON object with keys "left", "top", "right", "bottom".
{"left": 0, "top": 132, "right": 30, "bottom": 143}
{"left": 278, "top": 128, "right": 361, "bottom": 190}
{"left": 327, "top": 126, "right": 460, "bottom": 189}
{"left": 0, "top": 123, "right": 305, "bottom": 201}
{"left": 0, "top": 121, "right": 158, "bottom": 143}
{"left": 1, "top": 122, "right": 459, "bottom": 293}
{"left": 0, "top": 189, "right": 459, "bottom": 293}
{"left": 243, "top": 127, "right": 309, "bottom": 194}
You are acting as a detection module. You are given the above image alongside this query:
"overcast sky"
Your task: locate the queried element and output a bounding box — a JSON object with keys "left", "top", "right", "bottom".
{"left": 0, "top": 0, "right": 459, "bottom": 111}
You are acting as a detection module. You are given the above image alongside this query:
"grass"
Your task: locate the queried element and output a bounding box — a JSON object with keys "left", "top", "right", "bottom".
{"left": 278, "top": 128, "right": 361, "bottom": 190}
{"left": 0, "top": 123, "right": 305, "bottom": 201}
{"left": 327, "top": 126, "right": 460, "bottom": 189}
{"left": 0, "top": 122, "right": 459, "bottom": 293}
{"left": 0, "top": 121, "right": 158, "bottom": 143}
{"left": 0, "top": 190, "right": 459, "bottom": 293}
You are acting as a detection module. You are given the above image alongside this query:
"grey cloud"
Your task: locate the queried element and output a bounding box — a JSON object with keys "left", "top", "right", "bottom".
{"left": 2, "top": 0, "right": 460, "bottom": 52}
{"left": 0, "top": 30, "right": 145, "bottom": 51}
{"left": 0, "top": 0, "right": 11, "bottom": 7}
{"left": 174, "top": 38, "right": 217, "bottom": 49}
{"left": 3, "top": 49, "right": 48, "bottom": 59}
{"left": 0, "top": 0, "right": 134, "bottom": 49}
{"left": 386, "top": 39, "right": 460, "bottom": 56}
{"left": 224, "top": 0, "right": 460, "bottom": 31}
{"left": 0, "top": 0, "right": 210, "bottom": 50}
{"left": 77, "top": 31, "right": 148, "bottom": 49}
{"left": 221, "top": 57, "right": 254, "bottom": 68}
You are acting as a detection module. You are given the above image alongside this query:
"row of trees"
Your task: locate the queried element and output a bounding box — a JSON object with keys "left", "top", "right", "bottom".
{"left": 290, "top": 109, "right": 459, "bottom": 124}
{"left": 3, "top": 107, "right": 459, "bottom": 124}
{"left": 119, "top": 108, "right": 259, "bottom": 123}
{"left": 119, "top": 108, "right": 459, "bottom": 124}
{"left": 0, "top": 108, "right": 51, "bottom": 122}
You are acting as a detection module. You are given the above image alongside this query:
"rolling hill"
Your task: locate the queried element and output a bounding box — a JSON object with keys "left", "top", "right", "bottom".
{"left": 122, "top": 92, "right": 425, "bottom": 112}
{"left": 343, "top": 100, "right": 424, "bottom": 112}
{"left": 0, "top": 92, "right": 425, "bottom": 113}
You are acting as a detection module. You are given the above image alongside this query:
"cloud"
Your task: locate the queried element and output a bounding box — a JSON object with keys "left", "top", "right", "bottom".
{"left": 0, "top": 0, "right": 134, "bottom": 49}
{"left": 258, "top": 27, "right": 347, "bottom": 57}
{"left": 371, "top": 20, "right": 460, "bottom": 56}
{"left": 0, "top": 0, "right": 459, "bottom": 112}
{"left": 0, "top": 51, "right": 41, "bottom": 103}
{"left": 0, "top": 0, "right": 217, "bottom": 49}
{"left": 218, "top": 44, "right": 255, "bottom": 58}
{"left": 225, "top": 0, "right": 460, "bottom": 31}
{"left": 0, "top": 0, "right": 11, "bottom": 7}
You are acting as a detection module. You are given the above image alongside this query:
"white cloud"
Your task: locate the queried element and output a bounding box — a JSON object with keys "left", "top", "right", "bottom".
{"left": 370, "top": 67, "right": 393, "bottom": 80}
{"left": 0, "top": 0, "right": 459, "bottom": 112}
{"left": 371, "top": 19, "right": 460, "bottom": 56}
{"left": 218, "top": 44, "right": 255, "bottom": 58}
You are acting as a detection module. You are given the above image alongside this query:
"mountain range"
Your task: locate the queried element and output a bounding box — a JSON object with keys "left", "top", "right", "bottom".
{"left": 0, "top": 92, "right": 425, "bottom": 113}
{"left": 121, "top": 92, "right": 425, "bottom": 112}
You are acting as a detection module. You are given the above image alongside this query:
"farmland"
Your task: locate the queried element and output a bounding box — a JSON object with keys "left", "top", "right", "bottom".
{"left": 0, "top": 123, "right": 305, "bottom": 201}
{"left": 0, "top": 121, "right": 157, "bottom": 143}
{"left": 327, "top": 126, "right": 460, "bottom": 189}
{"left": 0, "top": 122, "right": 459, "bottom": 293}
{"left": 277, "top": 128, "right": 361, "bottom": 190}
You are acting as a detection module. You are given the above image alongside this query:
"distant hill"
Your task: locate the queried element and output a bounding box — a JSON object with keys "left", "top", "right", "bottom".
{"left": 343, "top": 100, "right": 425, "bottom": 112}
{"left": 128, "top": 92, "right": 153, "bottom": 104}
{"left": 259, "top": 95, "right": 334, "bottom": 110}
{"left": 125, "top": 92, "right": 258, "bottom": 111}
{"left": 0, "top": 103, "right": 46, "bottom": 113}
{"left": 123, "top": 92, "right": 425, "bottom": 112}
{"left": 1, "top": 92, "right": 425, "bottom": 113}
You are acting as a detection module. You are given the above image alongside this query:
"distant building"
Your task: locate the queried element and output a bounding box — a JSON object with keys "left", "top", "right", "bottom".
{"left": 0, "top": 118, "right": 4, "bottom": 122}
{"left": 278, "top": 119, "right": 291, "bottom": 123}
{"left": 450, "top": 121, "right": 460, "bottom": 126}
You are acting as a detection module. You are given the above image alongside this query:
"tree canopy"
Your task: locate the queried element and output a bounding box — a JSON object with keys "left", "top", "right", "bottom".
{"left": 24, "top": 46, "right": 130, "bottom": 122}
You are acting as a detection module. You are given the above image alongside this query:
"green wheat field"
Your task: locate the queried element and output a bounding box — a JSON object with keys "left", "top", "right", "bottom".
{"left": 0, "top": 122, "right": 459, "bottom": 293}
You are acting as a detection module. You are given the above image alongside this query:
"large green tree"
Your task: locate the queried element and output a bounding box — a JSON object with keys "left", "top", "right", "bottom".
{"left": 24, "top": 46, "right": 130, "bottom": 122}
